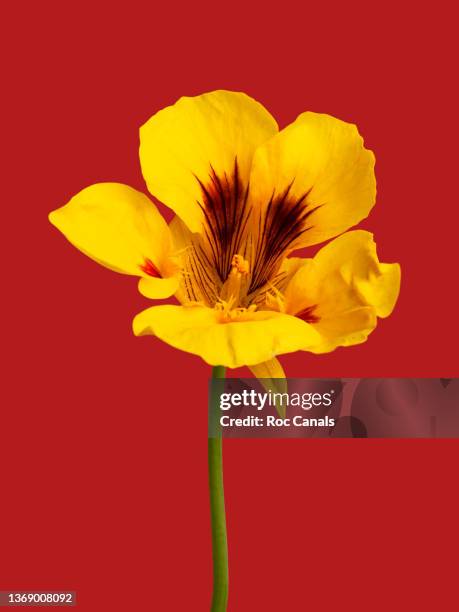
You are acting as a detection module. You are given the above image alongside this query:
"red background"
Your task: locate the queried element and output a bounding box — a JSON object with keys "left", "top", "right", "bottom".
{"left": 2, "top": 3, "right": 458, "bottom": 610}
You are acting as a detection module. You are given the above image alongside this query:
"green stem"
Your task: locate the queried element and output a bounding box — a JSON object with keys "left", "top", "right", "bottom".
{"left": 209, "top": 365, "right": 228, "bottom": 611}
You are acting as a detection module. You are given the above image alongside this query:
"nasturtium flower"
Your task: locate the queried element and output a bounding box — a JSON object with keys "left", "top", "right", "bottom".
{"left": 49, "top": 90, "right": 400, "bottom": 372}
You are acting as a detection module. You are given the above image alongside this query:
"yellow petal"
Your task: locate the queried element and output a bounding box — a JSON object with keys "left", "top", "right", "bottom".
{"left": 49, "top": 183, "right": 176, "bottom": 292}
{"left": 249, "top": 112, "right": 376, "bottom": 249}
{"left": 133, "top": 305, "right": 320, "bottom": 369}
{"left": 284, "top": 230, "right": 401, "bottom": 352}
{"left": 138, "top": 275, "right": 180, "bottom": 299}
{"left": 309, "top": 307, "right": 378, "bottom": 353}
{"left": 139, "top": 90, "right": 278, "bottom": 233}
{"left": 249, "top": 357, "right": 286, "bottom": 379}
{"left": 359, "top": 263, "right": 401, "bottom": 318}
{"left": 249, "top": 358, "right": 287, "bottom": 417}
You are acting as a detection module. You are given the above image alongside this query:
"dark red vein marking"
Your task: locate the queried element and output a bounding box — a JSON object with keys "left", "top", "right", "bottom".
{"left": 139, "top": 258, "right": 161, "bottom": 278}
{"left": 296, "top": 305, "right": 321, "bottom": 324}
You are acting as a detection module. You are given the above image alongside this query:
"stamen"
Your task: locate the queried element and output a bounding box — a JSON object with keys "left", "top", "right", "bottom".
{"left": 264, "top": 283, "right": 286, "bottom": 312}
{"left": 215, "top": 299, "right": 258, "bottom": 323}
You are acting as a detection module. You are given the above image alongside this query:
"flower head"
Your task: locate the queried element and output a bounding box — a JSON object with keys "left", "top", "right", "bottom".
{"left": 49, "top": 91, "right": 400, "bottom": 371}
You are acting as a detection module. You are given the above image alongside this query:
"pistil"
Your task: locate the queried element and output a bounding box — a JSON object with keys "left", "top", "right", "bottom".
{"left": 219, "top": 254, "right": 250, "bottom": 306}
{"left": 216, "top": 254, "right": 257, "bottom": 322}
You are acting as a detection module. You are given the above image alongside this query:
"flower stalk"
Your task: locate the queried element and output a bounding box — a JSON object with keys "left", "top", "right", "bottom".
{"left": 209, "top": 365, "right": 228, "bottom": 611}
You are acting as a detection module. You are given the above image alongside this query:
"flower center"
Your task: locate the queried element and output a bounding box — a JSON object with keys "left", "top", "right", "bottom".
{"left": 180, "top": 159, "right": 317, "bottom": 311}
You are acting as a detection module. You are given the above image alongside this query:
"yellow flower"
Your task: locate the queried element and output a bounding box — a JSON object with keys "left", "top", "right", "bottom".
{"left": 49, "top": 90, "right": 400, "bottom": 372}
